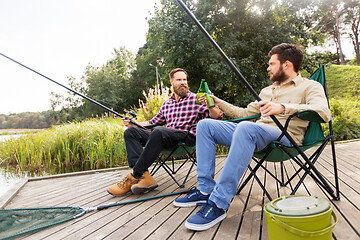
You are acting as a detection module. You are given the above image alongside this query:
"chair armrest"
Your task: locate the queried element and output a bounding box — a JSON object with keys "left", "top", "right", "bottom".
{"left": 227, "top": 114, "right": 261, "bottom": 123}
{"left": 273, "top": 110, "right": 325, "bottom": 142}
{"left": 293, "top": 110, "right": 326, "bottom": 123}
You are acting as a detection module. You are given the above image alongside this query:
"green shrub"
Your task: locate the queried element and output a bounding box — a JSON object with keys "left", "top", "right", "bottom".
{"left": 323, "top": 98, "right": 360, "bottom": 141}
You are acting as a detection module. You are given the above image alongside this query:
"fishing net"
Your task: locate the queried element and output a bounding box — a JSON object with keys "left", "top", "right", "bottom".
{"left": 0, "top": 207, "right": 85, "bottom": 240}
{"left": 0, "top": 190, "right": 189, "bottom": 240}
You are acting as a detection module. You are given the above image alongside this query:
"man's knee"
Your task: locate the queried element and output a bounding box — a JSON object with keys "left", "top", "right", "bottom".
{"left": 197, "top": 118, "right": 217, "bottom": 131}
{"left": 124, "top": 126, "right": 140, "bottom": 140}
{"left": 151, "top": 126, "right": 166, "bottom": 136}
{"left": 235, "top": 121, "right": 257, "bottom": 138}
{"left": 147, "top": 126, "right": 169, "bottom": 143}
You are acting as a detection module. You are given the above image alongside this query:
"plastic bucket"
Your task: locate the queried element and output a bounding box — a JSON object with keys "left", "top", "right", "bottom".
{"left": 264, "top": 195, "right": 337, "bottom": 240}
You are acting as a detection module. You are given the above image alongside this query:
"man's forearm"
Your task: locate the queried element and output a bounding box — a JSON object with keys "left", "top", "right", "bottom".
{"left": 208, "top": 105, "right": 222, "bottom": 119}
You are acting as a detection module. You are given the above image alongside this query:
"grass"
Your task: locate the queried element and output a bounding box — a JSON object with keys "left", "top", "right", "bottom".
{"left": 302, "top": 64, "right": 360, "bottom": 99}
{"left": 303, "top": 65, "right": 360, "bottom": 141}
{"left": 0, "top": 118, "right": 128, "bottom": 175}
{"left": 325, "top": 65, "right": 360, "bottom": 99}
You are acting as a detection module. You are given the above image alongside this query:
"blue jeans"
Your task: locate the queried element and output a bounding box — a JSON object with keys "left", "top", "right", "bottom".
{"left": 196, "top": 119, "right": 292, "bottom": 210}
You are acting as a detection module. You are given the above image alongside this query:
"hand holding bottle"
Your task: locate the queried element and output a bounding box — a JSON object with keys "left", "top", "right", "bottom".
{"left": 196, "top": 79, "right": 215, "bottom": 108}
{"left": 198, "top": 93, "right": 220, "bottom": 108}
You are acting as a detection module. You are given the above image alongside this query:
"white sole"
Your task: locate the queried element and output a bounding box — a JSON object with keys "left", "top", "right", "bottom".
{"left": 173, "top": 200, "right": 207, "bottom": 208}
{"left": 185, "top": 213, "right": 226, "bottom": 231}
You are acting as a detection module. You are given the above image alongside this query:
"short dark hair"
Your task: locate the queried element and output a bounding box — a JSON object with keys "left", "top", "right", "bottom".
{"left": 268, "top": 43, "right": 304, "bottom": 72}
{"left": 169, "top": 68, "right": 187, "bottom": 79}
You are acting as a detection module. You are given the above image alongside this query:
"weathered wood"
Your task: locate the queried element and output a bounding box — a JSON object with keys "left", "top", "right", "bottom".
{"left": 0, "top": 179, "right": 27, "bottom": 209}
{"left": 3, "top": 140, "right": 360, "bottom": 240}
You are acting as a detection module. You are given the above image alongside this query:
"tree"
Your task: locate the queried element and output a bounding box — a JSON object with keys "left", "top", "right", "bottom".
{"left": 316, "top": 0, "right": 347, "bottom": 64}
{"left": 82, "top": 47, "right": 137, "bottom": 117}
{"left": 139, "top": 0, "right": 323, "bottom": 107}
{"left": 343, "top": 0, "right": 360, "bottom": 65}
{"left": 49, "top": 47, "right": 141, "bottom": 122}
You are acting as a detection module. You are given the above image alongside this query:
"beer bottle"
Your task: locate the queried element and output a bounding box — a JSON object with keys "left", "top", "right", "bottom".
{"left": 196, "top": 79, "right": 215, "bottom": 108}
{"left": 196, "top": 79, "right": 206, "bottom": 104}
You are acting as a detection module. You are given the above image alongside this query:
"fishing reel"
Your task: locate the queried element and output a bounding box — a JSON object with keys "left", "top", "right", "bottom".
{"left": 128, "top": 110, "right": 137, "bottom": 120}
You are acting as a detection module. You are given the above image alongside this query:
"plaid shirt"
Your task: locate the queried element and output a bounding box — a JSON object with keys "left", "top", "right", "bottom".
{"left": 148, "top": 91, "right": 222, "bottom": 136}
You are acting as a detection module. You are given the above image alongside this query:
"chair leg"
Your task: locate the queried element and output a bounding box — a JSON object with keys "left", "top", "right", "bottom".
{"left": 329, "top": 127, "right": 340, "bottom": 200}
{"left": 150, "top": 157, "right": 161, "bottom": 175}
{"left": 152, "top": 145, "right": 197, "bottom": 188}
{"left": 179, "top": 159, "right": 196, "bottom": 188}
{"left": 237, "top": 157, "right": 266, "bottom": 194}
{"left": 173, "top": 147, "right": 196, "bottom": 174}
{"left": 237, "top": 148, "right": 274, "bottom": 196}
{"left": 284, "top": 145, "right": 323, "bottom": 187}
{"left": 280, "top": 162, "right": 285, "bottom": 186}
{"left": 290, "top": 140, "right": 337, "bottom": 197}
{"left": 249, "top": 165, "right": 272, "bottom": 201}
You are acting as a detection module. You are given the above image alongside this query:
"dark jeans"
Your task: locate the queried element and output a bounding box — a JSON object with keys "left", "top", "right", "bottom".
{"left": 123, "top": 126, "right": 196, "bottom": 178}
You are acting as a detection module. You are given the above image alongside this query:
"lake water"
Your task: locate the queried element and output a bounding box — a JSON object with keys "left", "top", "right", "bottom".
{"left": 0, "top": 135, "right": 27, "bottom": 199}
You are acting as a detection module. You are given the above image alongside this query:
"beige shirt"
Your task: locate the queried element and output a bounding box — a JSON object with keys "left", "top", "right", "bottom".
{"left": 218, "top": 74, "right": 331, "bottom": 144}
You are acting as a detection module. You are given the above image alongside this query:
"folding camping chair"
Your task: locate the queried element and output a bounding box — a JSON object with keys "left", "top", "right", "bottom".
{"left": 236, "top": 65, "right": 340, "bottom": 201}
{"left": 149, "top": 125, "right": 197, "bottom": 188}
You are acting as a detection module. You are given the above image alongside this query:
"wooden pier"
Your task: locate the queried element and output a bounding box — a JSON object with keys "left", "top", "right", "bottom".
{"left": 1, "top": 140, "right": 359, "bottom": 239}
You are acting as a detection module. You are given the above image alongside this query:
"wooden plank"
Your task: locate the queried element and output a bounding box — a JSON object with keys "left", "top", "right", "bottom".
{"left": 301, "top": 158, "right": 360, "bottom": 239}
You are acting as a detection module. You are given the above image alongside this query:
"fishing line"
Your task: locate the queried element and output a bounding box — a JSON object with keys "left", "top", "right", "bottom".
{"left": 0, "top": 52, "right": 146, "bottom": 129}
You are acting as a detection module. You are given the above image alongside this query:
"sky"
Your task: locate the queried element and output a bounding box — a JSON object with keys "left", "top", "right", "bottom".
{"left": 0, "top": 0, "right": 160, "bottom": 114}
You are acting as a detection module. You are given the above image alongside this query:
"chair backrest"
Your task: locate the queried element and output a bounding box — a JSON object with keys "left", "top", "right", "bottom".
{"left": 303, "top": 65, "right": 327, "bottom": 146}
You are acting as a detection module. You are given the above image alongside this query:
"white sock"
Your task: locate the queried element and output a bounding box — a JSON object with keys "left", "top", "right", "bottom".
{"left": 200, "top": 191, "right": 209, "bottom": 195}
{"left": 215, "top": 203, "right": 223, "bottom": 210}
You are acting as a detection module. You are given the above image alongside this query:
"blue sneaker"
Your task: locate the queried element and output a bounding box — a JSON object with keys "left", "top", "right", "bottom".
{"left": 185, "top": 200, "right": 226, "bottom": 231}
{"left": 173, "top": 187, "right": 209, "bottom": 207}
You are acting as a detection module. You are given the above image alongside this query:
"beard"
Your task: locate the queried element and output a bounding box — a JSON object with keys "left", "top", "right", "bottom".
{"left": 270, "top": 66, "right": 289, "bottom": 83}
{"left": 173, "top": 84, "right": 189, "bottom": 97}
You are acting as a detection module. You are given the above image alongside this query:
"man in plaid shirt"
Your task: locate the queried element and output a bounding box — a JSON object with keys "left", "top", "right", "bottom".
{"left": 107, "top": 68, "right": 222, "bottom": 196}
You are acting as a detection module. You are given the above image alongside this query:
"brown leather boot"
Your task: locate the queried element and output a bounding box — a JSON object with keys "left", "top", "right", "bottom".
{"left": 107, "top": 173, "right": 139, "bottom": 196}
{"left": 131, "top": 171, "right": 158, "bottom": 194}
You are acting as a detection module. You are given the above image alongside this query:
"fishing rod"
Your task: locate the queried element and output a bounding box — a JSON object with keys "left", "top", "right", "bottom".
{"left": 0, "top": 52, "right": 146, "bottom": 130}
{"left": 174, "top": 0, "right": 336, "bottom": 196}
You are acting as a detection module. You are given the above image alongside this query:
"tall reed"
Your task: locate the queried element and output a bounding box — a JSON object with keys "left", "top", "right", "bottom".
{"left": 0, "top": 118, "right": 127, "bottom": 175}
{"left": 0, "top": 84, "right": 170, "bottom": 175}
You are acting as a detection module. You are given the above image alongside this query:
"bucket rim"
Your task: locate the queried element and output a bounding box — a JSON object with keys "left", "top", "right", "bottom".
{"left": 265, "top": 195, "right": 331, "bottom": 217}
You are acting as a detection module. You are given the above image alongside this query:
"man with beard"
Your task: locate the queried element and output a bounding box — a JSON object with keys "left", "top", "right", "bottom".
{"left": 107, "top": 68, "right": 222, "bottom": 196}
{"left": 173, "top": 43, "right": 331, "bottom": 231}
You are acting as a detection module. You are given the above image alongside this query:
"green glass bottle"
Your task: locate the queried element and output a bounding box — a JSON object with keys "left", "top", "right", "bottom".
{"left": 196, "top": 79, "right": 215, "bottom": 108}
{"left": 196, "top": 79, "right": 206, "bottom": 104}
